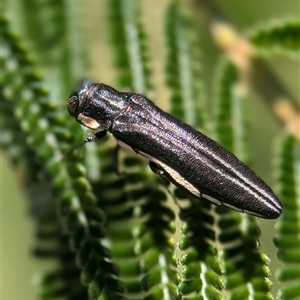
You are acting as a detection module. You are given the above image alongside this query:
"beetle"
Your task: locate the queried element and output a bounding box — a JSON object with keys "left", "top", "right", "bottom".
{"left": 67, "top": 83, "right": 282, "bottom": 219}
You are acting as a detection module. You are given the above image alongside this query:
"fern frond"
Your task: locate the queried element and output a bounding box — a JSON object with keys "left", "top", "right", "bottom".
{"left": 164, "top": 3, "right": 223, "bottom": 299}
{"left": 5, "top": 0, "right": 87, "bottom": 94}
{"left": 249, "top": 18, "right": 300, "bottom": 58}
{"left": 1, "top": 16, "right": 126, "bottom": 299}
{"left": 107, "top": 0, "right": 152, "bottom": 94}
{"left": 104, "top": 1, "right": 177, "bottom": 298}
{"left": 164, "top": 1, "right": 205, "bottom": 126}
{"left": 274, "top": 134, "right": 300, "bottom": 300}
{"left": 214, "top": 59, "right": 273, "bottom": 299}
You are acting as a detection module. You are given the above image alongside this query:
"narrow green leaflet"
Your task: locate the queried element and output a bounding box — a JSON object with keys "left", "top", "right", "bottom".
{"left": 5, "top": 0, "right": 86, "bottom": 95}
{"left": 249, "top": 18, "right": 300, "bottom": 58}
{"left": 164, "top": 3, "right": 222, "bottom": 299}
{"left": 107, "top": 0, "right": 152, "bottom": 94}
{"left": 164, "top": 2, "right": 205, "bottom": 126}
{"left": 274, "top": 135, "right": 300, "bottom": 300}
{"left": 214, "top": 60, "right": 273, "bottom": 300}
{"left": 1, "top": 16, "right": 126, "bottom": 299}
{"left": 104, "top": 1, "right": 177, "bottom": 298}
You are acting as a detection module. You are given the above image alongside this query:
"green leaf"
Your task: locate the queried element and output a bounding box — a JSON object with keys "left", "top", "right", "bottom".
{"left": 164, "top": 1, "right": 205, "bottom": 127}
{"left": 214, "top": 59, "right": 273, "bottom": 299}
{"left": 164, "top": 4, "right": 223, "bottom": 299}
{"left": 102, "top": 1, "right": 178, "bottom": 298}
{"left": 106, "top": 0, "right": 152, "bottom": 94}
{"left": 274, "top": 134, "right": 300, "bottom": 300}
{"left": 1, "top": 15, "right": 125, "bottom": 299}
{"left": 249, "top": 18, "right": 300, "bottom": 58}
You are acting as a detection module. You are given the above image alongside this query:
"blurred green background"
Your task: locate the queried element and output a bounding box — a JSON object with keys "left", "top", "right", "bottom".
{"left": 2, "top": 0, "right": 299, "bottom": 299}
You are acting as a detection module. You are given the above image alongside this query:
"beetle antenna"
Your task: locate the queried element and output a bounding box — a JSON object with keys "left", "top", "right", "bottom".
{"left": 63, "top": 131, "right": 107, "bottom": 160}
{"left": 62, "top": 139, "right": 88, "bottom": 160}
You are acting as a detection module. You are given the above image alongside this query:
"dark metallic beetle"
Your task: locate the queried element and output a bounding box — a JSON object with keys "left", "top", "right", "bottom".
{"left": 67, "top": 83, "right": 282, "bottom": 219}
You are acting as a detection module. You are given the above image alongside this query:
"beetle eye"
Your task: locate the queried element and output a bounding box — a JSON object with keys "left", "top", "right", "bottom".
{"left": 67, "top": 94, "right": 79, "bottom": 116}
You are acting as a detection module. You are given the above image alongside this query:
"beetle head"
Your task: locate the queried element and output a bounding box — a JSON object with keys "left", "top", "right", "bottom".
{"left": 67, "top": 83, "right": 129, "bottom": 131}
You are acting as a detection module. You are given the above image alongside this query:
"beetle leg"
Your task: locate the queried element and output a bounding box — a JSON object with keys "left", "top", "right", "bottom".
{"left": 85, "top": 130, "right": 107, "bottom": 143}
{"left": 131, "top": 147, "right": 139, "bottom": 154}
{"left": 149, "top": 161, "right": 170, "bottom": 185}
{"left": 64, "top": 131, "right": 107, "bottom": 159}
{"left": 112, "top": 144, "right": 123, "bottom": 175}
